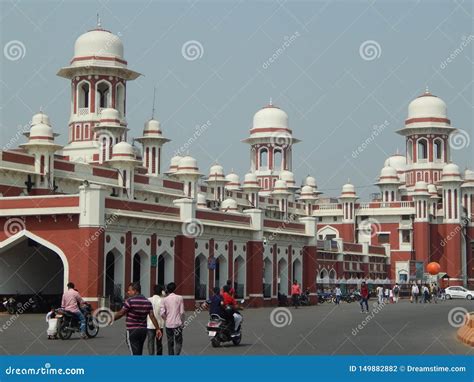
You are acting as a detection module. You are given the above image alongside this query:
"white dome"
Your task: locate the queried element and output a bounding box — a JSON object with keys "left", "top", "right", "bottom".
{"left": 197, "top": 192, "right": 208, "bottom": 208}
{"left": 112, "top": 141, "right": 135, "bottom": 158}
{"left": 305, "top": 176, "right": 317, "bottom": 188}
{"left": 301, "top": 185, "right": 313, "bottom": 194}
{"left": 380, "top": 165, "right": 397, "bottom": 178}
{"left": 244, "top": 172, "right": 257, "bottom": 183}
{"left": 175, "top": 155, "right": 200, "bottom": 176}
{"left": 29, "top": 123, "right": 54, "bottom": 140}
{"left": 341, "top": 183, "right": 356, "bottom": 197}
{"left": 464, "top": 169, "right": 474, "bottom": 181}
{"left": 98, "top": 108, "right": 122, "bottom": 128}
{"left": 221, "top": 198, "right": 238, "bottom": 211}
{"left": 252, "top": 105, "right": 288, "bottom": 130}
{"left": 427, "top": 184, "right": 438, "bottom": 195}
{"left": 143, "top": 119, "right": 162, "bottom": 135}
{"left": 209, "top": 163, "right": 225, "bottom": 177}
{"left": 225, "top": 172, "right": 240, "bottom": 190}
{"left": 408, "top": 92, "right": 447, "bottom": 120}
{"left": 414, "top": 181, "right": 429, "bottom": 194}
{"left": 31, "top": 111, "right": 51, "bottom": 127}
{"left": 441, "top": 163, "right": 461, "bottom": 182}
{"left": 299, "top": 185, "right": 316, "bottom": 201}
{"left": 384, "top": 154, "right": 406, "bottom": 172}
{"left": 274, "top": 179, "right": 288, "bottom": 190}
{"left": 74, "top": 29, "right": 123, "bottom": 59}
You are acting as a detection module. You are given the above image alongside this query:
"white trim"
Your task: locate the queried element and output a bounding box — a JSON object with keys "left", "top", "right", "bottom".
{"left": 248, "top": 293, "right": 263, "bottom": 297}
{"left": 0, "top": 230, "right": 69, "bottom": 292}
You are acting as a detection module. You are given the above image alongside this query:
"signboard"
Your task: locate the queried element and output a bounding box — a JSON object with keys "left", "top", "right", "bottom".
{"left": 208, "top": 256, "right": 216, "bottom": 270}
{"left": 408, "top": 260, "right": 424, "bottom": 281}
{"left": 151, "top": 254, "right": 157, "bottom": 267}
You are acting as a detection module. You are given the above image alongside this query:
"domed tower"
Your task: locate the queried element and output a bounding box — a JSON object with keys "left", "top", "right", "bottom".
{"left": 206, "top": 163, "right": 227, "bottom": 202}
{"left": 135, "top": 118, "right": 170, "bottom": 176}
{"left": 339, "top": 182, "right": 358, "bottom": 242}
{"left": 20, "top": 111, "right": 62, "bottom": 191}
{"left": 93, "top": 108, "right": 128, "bottom": 164}
{"left": 242, "top": 172, "right": 261, "bottom": 208}
{"left": 57, "top": 23, "right": 140, "bottom": 163}
{"left": 107, "top": 141, "right": 141, "bottom": 199}
{"left": 412, "top": 181, "right": 431, "bottom": 263}
{"left": 298, "top": 185, "right": 317, "bottom": 216}
{"left": 242, "top": 102, "right": 300, "bottom": 196}
{"left": 376, "top": 165, "right": 400, "bottom": 202}
{"left": 396, "top": 89, "right": 456, "bottom": 189}
{"left": 225, "top": 171, "right": 241, "bottom": 193}
{"left": 172, "top": 156, "right": 202, "bottom": 199}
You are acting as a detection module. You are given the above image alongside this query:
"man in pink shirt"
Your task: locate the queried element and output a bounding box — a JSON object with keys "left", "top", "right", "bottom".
{"left": 160, "top": 282, "right": 185, "bottom": 355}
{"left": 291, "top": 280, "right": 302, "bottom": 309}
{"left": 61, "top": 282, "right": 86, "bottom": 339}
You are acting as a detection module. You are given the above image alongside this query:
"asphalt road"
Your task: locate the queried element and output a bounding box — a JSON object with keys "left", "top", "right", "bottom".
{"left": 0, "top": 299, "right": 472, "bottom": 355}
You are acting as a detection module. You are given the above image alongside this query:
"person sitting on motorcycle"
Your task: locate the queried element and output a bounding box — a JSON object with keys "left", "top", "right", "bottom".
{"left": 222, "top": 285, "right": 242, "bottom": 333}
{"left": 61, "top": 282, "right": 87, "bottom": 339}
{"left": 209, "top": 287, "right": 224, "bottom": 317}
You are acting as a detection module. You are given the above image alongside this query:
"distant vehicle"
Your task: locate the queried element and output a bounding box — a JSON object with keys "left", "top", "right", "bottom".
{"left": 445, "top": 286, "right": 474, "bottom": 300}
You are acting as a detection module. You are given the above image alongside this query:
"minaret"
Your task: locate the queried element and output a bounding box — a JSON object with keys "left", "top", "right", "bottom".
{"left": 412, "top": 181, "right": 430, "bottom": 263}
{"left": 242, "top": 172, "right": 261, "bottom": 208}
{"left": 206, "top": 162, "right": 228, "bottom": 202}
{"left": 272, "top": 179, "right": 291, "bottom": 218}
{"left": 339, "top": 182, "right": 358, "bottom": 242}
{"left": 298, "top": 185, "right": 317, "bottom": 216}
{"left": 135, "top": 119, "right": 170, "bottom": 176}
{"left": 242, "top": 102, "right": 300, "bottom": 196}
{"left": 172, "top": 156, "right": 202, "bottom": 199}
{"left": 94, "top": 108, "right": 128, "bottom": 164}
{"left": 57, "top": 22, "right": 140, "bottom": 163}
{"left": 20, "top": 111, "right": 62, "bottom": 191}
{"left": 107, "top": 141, "right": 141, "bottom": 199}
{"left": 376, "top": 165, "right": 400, "bottom": 202}
{"left": 396, "top": 89, "right": 455, "bottom": 189}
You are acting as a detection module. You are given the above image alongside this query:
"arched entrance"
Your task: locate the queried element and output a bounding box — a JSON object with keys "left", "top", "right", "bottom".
{"left": 278, "top": 258, "right": 288, "bottom": 294}
{"left": 157, "top": 252, "right": 173, "bottom": 287}
{"left": 104, "top": 249, "right": 124, "bottom": 309}
{"left": 214, "top": 255, "right": 228, "bottom": 290}
{"left": 132, "top": 251, "right": 151, "bottom": 296}
{"left": 293, "top": 258, "right": 302, "bottom": 285}
{"left": 263, "top": 257, "right": 272, "bottom": 298}
{"left": 194, "top": 254, "right": 207, "bottom": 300}
{"left": 0, "top": 231, "right": 68, "bottom": 312}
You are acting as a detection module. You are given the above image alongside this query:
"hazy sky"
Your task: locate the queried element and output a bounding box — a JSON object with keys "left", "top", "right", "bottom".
{"left": 1, "top": 0, "right": 472, "bottom": 200}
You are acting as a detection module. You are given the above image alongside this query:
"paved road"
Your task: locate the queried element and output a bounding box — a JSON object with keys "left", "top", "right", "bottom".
{"left": 0, "top": 299, "right": 472, "bottom": 355}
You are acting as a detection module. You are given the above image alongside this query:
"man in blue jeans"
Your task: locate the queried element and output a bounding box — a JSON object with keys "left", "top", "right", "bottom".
{"left": 61, "top": 282, "right": 87, "bottom": 339}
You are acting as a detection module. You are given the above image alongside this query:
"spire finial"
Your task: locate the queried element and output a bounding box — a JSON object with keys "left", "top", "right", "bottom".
{"left": 97, "top": 13, "right": 102, "bottom": 28}
{"left": 425, "top": 85, "right": 430, "bottom": 94}
{"left": 269, "top": 97, "right": 273, "bottom": 106}
{"left": 396, "top": 147, "right": 399, "bottom": 155}
{"left": 151, "top": 87, "right": 156, "bottom": 119}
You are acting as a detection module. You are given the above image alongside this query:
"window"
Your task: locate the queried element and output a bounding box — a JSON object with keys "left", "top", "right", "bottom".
{"left": 377, "top": 233, "right": 390, "bottom": 244}
{"left": 78, "top": 82, "right": 90, "bottom": 108}
{"left": 407, "top": 140, "right": 413, "bottom": 163}
{"left": 97, "top": 82, "right": 111, "bottom": 108}
{"left": 116, "top": 83, "right": 125, "bottom": 115}
{"left": 434, "top": 139, "right": 443, "bottom": 160}
{"left": 417, "top": 139, "right": 428, "bottom": 160}
{"left": 401, "top": 230, "right": 410, "bottom": 243}
{"left": 273, "top": 149, "right": 282, "bottom": 170}
{"left": 259, "top": 148, "right": 268, "bottom": 168}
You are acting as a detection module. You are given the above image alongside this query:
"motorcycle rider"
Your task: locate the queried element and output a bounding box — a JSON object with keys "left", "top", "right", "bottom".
{"left": 209, "top": 287, "right": 224, "bottom": 317}
{"left": 61, "top": 282, "right": 87, "bottom": 339}
{"left": 222, "top": 285, "right": 242, "bottom": 333}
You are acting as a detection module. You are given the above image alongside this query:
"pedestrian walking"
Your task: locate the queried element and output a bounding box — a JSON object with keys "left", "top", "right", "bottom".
{"left": 411, "top": 283, "right": 419, "bottom": 303}
{"left": 359, "top": 282, "right": 369, "bottom": 313}
{"left": 431, "top": 283, "right": 438, "bottom": 304}
{"left": 291, "top": 280, "right": 302, "bottom": 308}
{"left": 335, "top": 285, "right": 342, "bottom": 305}
{"left": 392, "top": 283, "right": 400, "bottom": 303}
{"left": 113, "top": 282, "right": 162, "bottom": 356}
{"left": 147, "top": 285, "right": 165, "bottom": 355}
{"left": 376, "top": 285, "right": 384, "bottom": 305}
{"left": 422, "top": 284, "right": 430, "bottom": 303}
{"left": 160, "top": 282, "right": 185, "bottom": 356}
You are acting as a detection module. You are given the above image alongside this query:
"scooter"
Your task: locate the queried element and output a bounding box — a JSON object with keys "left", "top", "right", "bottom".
{"left": 55, "top": 303, "right": 99, "bottom": 340}
{"left": 206, "top": 312, "right": 243, "bottom": 348}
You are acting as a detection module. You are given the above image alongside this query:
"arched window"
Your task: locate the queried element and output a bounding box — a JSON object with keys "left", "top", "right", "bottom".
{"left": 78, "top": 82, "right": 90, "bottom": 108}
{"left": 97, "top": 81, "right": 111, "bottom": 109}
{"left": 116, "top": 83, "right": 125, "bottom": 116}
{"left": 433, "top": 139, "right": 443, "bottom": 161}
{"left": 417, "top": 139, "right": 428, "bottom": 160}
{"left": 273, "top": 149, "right": 282, "bottom": 170}
{"left": 259, "top": 148, "right": 268, "bottom": 169}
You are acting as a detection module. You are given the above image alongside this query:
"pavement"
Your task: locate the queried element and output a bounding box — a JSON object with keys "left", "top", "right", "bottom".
{"left": 0, "top": 299, "right": 473, "bottom": 355}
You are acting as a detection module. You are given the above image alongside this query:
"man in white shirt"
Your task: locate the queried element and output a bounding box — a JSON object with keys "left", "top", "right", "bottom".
{"left": 411, "top": 283, "right": 419, "bottom": 303}
{"left": 147, "top": 285, "right": 165, "bottom": 355}
{"left": 376, "top": 285, "right": 384, "bottom": 305}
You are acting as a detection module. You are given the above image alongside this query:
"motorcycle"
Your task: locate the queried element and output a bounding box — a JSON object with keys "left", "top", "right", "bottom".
{"left": 206, "top": 312, "right": 243, "bottom": 348}
{"left": 4, "top": 297, "right": 21, "bottom": 314}
{"left": 55, "top": 303, "right": 99, "bottom": 339}
{"left": 299, "top": 291, "right": 311, "bottom": 306}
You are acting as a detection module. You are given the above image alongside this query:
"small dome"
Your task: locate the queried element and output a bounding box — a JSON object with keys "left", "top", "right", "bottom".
{"left": 221, "top": 198, "right": 238, "bottom": 212}
{"left": 442, "top": 163, "right": 461, "bottom": 177}
{"left": 31, "top": 111, "right": 51, "bottom": 127}
{"left": 299, "top": 185, "right": 316, "bottom": 201}
{"left": 407, "top": 91, "right": 447, "bottom": 120}
{"left": 305, "top": 175, "right": 317, "bottom": 188}
{"left": 380, "top": 165, "right": 397, "bottom": 178}
{"left": 208, "top": 163, "right": 225, "bottom": 181}
{"left": 252, "top": 104, "right": 288, "bottom": 130}
{"left": 143, "top": 119, "right": 162, "bottom": 135}
{"left": 427, "top": 184, "right": 438, "bottom": 195}
{"left": 74, "top": 29, "right": 124, "bottom": 60}
{"left": 112, "top": 141, "right": 135, "bottom": 158}
{"left": 341, "top": 183, "right": 356, "bottom": 197}
{"left": 414, "top": 181, "right": 429, "bottom": 194}
{"left": 132, "top": 145, "right": 142, "bottom": 160}
{"left": 274, "top": 179, "right": 287, "bottom": 190}
{"left": 175, "top": 155, "right": 201, "bottom": 176}
{"left": 279, "top": 170, "right": 295, "bottom": 186}
{"left": 384, "top": 154, "right": 406, "bottom": 172}
{"left": 167, "top": 155, "right": 182, "bottom": 173}
{"left": 98, "top": 108, "right": 122, "bottom": 128}
{"left": 464, "top": 169, "right": 474, "bottom": 181}
{"left": 225, "top": 172, "right": 240, "bottom": 191}
{"left": 29, "top": 122, "right": 54, "bottom": 140}
{"left": 242, "top": 172, "right": 260, "bottom": 189}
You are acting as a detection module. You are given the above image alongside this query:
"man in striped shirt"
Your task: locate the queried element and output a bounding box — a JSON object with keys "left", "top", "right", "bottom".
{"left": 113, "top": 282, "right": 162, "bottom": 355}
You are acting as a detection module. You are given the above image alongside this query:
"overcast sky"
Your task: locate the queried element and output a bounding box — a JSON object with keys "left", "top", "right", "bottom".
{"left": 1, "top": 0, "right": 472, "bottom": 200}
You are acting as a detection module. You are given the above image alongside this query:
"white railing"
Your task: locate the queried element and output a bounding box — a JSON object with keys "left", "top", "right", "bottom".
{"left": 318, "top": 203, "right": 340, "bottom": 210}
{"left": 78, "top": 107, "right": 89, "bottom": 116}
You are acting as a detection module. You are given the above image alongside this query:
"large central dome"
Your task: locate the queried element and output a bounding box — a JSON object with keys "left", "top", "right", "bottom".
{"left": 252, "top": 105, "right": 289, "bottom": 131}
{"left": 74, "top": 28, "right": 124, "bottom": 60}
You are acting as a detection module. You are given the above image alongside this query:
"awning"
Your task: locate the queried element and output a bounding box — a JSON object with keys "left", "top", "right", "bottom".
{"left": 438, "top": 272, "right": 450, "bottom": 279}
